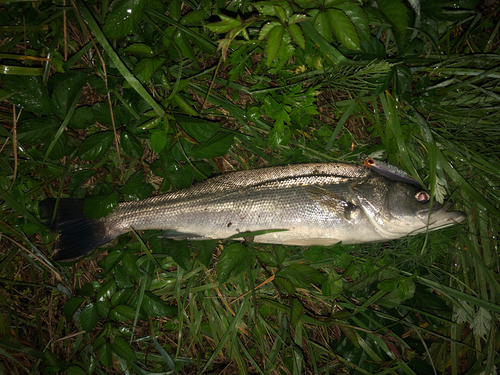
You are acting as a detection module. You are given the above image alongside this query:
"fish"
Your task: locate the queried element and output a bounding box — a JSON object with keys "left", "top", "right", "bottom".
{"left": 40, "top": 163, "right": 466, "bottom": 262}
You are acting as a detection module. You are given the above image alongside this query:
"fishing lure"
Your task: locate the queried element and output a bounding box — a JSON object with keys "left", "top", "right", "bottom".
{"left": 364, "top": 158, "right": 420, "bottom": 186}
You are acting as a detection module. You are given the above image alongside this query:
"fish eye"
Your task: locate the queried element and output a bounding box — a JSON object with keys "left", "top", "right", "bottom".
{"left": 415, "top": 191, "right": 430, "bottom": 203}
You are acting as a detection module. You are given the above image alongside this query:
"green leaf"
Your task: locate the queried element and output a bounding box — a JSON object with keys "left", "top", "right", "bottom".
{"left": 194, "top": 240, "right": 218, "bottom": 267}
{"left": 163, "top": 239, "right": 191, "bottom": 270}
{"left": 1, "top": 75, "right": 51, "bottom": 114}
{"left": 217, "top": 243, "right": 253, "bottom": 284}
{"left": 17, "top": 116, "right": 59, "bottom": 145}
{"left": 103, "top": 0, "right": 146, "bottom": 39}
{"left": 322, "top": 270, "right": 343, "bottom": 296}
{"left": 175, "top": 114, "right": 219, "bottom": 142}
{"left": 92, "top": 102, "right": 113, "bottom": 125}
{"left": 313, "top": 12, "right": 332, "bottom": 43}
{"left": 259, "top": 21, "right": 281, "bottom": 40}
{"left": 69, "top": 169, "right": 96, "bottom": 196}
{"left": 334, "top": 3, "right": 370, "bottom": 42}
{"left": 99, "top": 343, "right": 113, "bottom": 368}
{"left": 268, "top": 123, "right": 291, "bottom": 147}
{"left": 45, "top": 130, "right": 69, "bottom": 160}
{"left": 70, "top": 106, "right": 95, "bottom": 129}
{"left": 290, "top": 297, "right": 303, "bottom": 327}
{"left": 192, "top": 132, "right": 233, "bottom": 158}
{"left": 327, "top": 9, "right": 359, "bottom": 50}
{"left": 111, "top": 336, "right": 135, "bottom": 361}
{"left": 121, "top": 172, "right": 153, "bottom": 201}
{"left": 110, "top": 305, "right": 136, "bottom": 321}
{"left": 150, "top": 129, "right": 168, "bottom": 152}
{"left": 64, "top": 297, "right": 86, "bottom": 321}
{"left": 378, "top": 0, "right": 409, "bottom": 36}
{"left": 253, "top": 1, "right": 278, "bottom": 16}
{"left": 79, "top": 131, "right": 115, "bottom": 161}
{"left": 122, "top": 43, "right": 154, "bottom": 56}
{"left": 287, "top": 23, "right": 305, "bottom": 49}
{"left": 50, "top": 71, "right": 87, "bottom": 119}
{"left": 274, "top": 274, "right": 296, "bottom": 294}
{"left": 120, "top": 130, "right": 143, "bottom": 159}
{"left": 205, "top": 14, "right": 240, "bottom": 33}
{"left": 83, "top": 192, "right": 119, "bottom": 219}
{"left": 285, "top": 263, "right": 326, "bottom": 286}
{"left": 180, "top": 9, "right": 207, "bottom": 25}
{"left": 266, "top": 25, "right": 285, "bottom": 66}
{"left": 66, "top": 365, "right": 87, "bottom": 375}
{"left": 141, "top": 291, "right": 177, "bottom": 317}
{"left": 122, "top": 249, "right": 141, "bottom": 278}
{"left": 80, "top": 303, "right": 98, "bottom": 332}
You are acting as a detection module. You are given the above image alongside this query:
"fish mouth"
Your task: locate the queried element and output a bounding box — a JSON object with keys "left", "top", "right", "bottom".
{"left": 418, "top": 201, "right": 466, "bottom": 227}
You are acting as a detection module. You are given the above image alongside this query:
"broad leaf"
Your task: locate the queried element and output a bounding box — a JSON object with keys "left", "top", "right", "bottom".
{"left": 266, "top": 25, "right": 285, "bottom": 66}
{"left": 79, "top": 131, "right": 115, "bottom": 161}
{"left": 80, "top": 303, "right": 98, "bottom": 332}
{"left": 1, "top": 75, "right": 51, "bottom": 114}
{"left": 192, "top": 132, "right": 233, "bottom": 158}
{"left": 17, "top": 116, "right": 59, "bottom": 145}
{"left": 217, "top": 243, "right": 253, "bottom": 284}
{"left": 111, "top": 336, "right": 135, "bottom": 361}
{"left": 378, "top": 0, "right": 409, "bottom": 36}
{"left": 103, "top": 0, "right": 146, "bottom": 39}
{"left": 327, "top": 9, "right": 359, "bottom": 50}
{"left": 120, "top": 130, "right": 143, "bottom": 159}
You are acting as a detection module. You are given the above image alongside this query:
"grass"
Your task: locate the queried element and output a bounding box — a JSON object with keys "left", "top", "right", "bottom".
{"left": 0, "top": 0, "right": 499, "bottom": 374}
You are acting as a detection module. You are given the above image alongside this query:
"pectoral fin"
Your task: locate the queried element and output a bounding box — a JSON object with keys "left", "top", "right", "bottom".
{"left": 303, "top": 186, "right": 359, "bottom": 220}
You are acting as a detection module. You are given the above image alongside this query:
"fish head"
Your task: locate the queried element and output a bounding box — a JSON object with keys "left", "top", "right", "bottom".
{"left": 352, "top": 176, "right": 466, "bottom": 239}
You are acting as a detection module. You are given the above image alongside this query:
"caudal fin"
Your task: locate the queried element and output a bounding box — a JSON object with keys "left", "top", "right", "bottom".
{"left": 40, "top": 198, "right": 113, "bottom": 261}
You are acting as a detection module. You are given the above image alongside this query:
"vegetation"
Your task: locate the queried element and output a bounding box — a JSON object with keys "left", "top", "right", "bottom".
{"left": 1, "top": 0, "right": 499, "bottom": 374}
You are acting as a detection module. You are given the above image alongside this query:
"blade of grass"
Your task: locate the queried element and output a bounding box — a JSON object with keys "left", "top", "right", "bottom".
{"left": 74, "top": 0, "right": 165, "bottom": 117}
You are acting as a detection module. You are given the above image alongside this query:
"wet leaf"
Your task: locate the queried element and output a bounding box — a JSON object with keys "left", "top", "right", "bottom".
{"left": 110, "top": 305, "right": 136, "bottom": 321}
{"left": 217, "top": 243, "right": 253, "bottom": 284}
{"left": 79, "top": 131, "right": 114, "bottom": 161}
{"left": 322, "top": 270, "right": 343, "bottom": 296}
{"left": 103, "top": 0, "right": 146, "bottom": 39}
{"left": 111, "top": 336, "right": 135, "bottom": 361}
{"left": 122, "top": 43, "right": 154, "bottom": 56}
{"left": 64, "top": 297, "right": 85, "bottom": 321}
{"left": 150, "top": 129, "right": 168, "bottom": 152}
{"left": 378, "top": 0, "right": 409, "bottom": 36}
{"left": 192, "top": 132, "right": 233, "bottom": 158}
{"left": 121, "top": 172, "right": 153, "bottom": 201}
{"left": 266, "top": 25, "right": 285, "bottom": 66}
{"left": 176, "top": 114, "right": 219, "bottom": 142}
{"left": 141, "top": 291, "right": 177, "bottom": 317}
{"left": 80, "top": 303, "right": 98, "bottom": 332}
{"left": 99, "top": 343, "right": 113, "bottom": 368}
{"left": 327, "top": 9, "right": 359, "bottom": 50}
{"left": 17, "top": 116, "right": 59, "bottom": 145}
{"left": 50, "top": 71, "right": 87, "bottom": 119}
{"left": 69, "top": 170, "right": 96, "bottom": 196}
{"left": 70, "top": 106, "right": 95, "bottom": 129}
{"left": 194, "top": 240, "right": 218, "bottom": 267}
{"left": 120, "top": 130, "right": 143, "bottom": 159}
{"left": 288, "top": 23, "right": 305, "bottom": 49}
{"left": 1, "top": 75, "right": 51, "bottom": 114}
{"left": 164, "top": 239, "right": 191, "bottom": 270}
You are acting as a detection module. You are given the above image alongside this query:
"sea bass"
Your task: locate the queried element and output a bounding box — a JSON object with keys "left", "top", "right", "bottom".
{"left": 40, "top": 163, "right": 466, "bottom": 261}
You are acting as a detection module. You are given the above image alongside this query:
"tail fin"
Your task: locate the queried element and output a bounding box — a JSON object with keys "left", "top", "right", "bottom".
{"left": 40, "top": 198, "right": 113, "bottom": 262}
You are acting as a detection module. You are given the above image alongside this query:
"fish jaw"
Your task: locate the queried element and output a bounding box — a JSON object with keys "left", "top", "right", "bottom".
{"left": 416, "top": 201, "right": 467, "bottom": 231}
